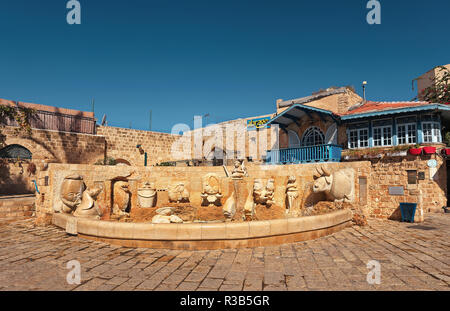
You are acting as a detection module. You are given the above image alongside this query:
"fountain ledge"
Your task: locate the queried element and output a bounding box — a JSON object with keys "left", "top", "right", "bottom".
{"left": 52, "top": 210, "right": 352, "bottom": 250}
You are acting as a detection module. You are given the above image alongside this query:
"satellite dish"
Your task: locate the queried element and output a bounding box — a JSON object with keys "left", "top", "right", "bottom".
{"left": 101, "top": 114, "right": 107, "bottom": 126}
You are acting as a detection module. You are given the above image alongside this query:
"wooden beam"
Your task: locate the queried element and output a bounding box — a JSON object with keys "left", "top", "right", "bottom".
{"left": 283, "top": 114, "right": 301, "bottom": 128}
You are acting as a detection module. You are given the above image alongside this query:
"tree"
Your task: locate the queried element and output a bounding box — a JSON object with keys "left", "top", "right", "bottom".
{"left": 421, "top": 66, "right": 450, "bottom": 105}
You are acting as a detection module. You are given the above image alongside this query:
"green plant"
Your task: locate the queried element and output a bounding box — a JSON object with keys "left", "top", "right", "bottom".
{"left": 156, "top": 161, "right": 176, "bottom": 167}
{"left": 391, "top": 145, "right": 411, "bottom": 152}
{"left": 94, "top": 157, "right": 116, "bottom": 166}
{"left": 421, "top": 66, "right": 450, "bottom": 105}
{"left": 0, "top": 105, "right": 36, "bottom": 135}
{"left": 444, "top": 132, "right": 450, "bottom": 147}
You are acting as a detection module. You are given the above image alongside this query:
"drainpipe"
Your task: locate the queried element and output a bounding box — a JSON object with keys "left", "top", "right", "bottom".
{"left": 32, "top": 180, "right": 40, "bottom": 194}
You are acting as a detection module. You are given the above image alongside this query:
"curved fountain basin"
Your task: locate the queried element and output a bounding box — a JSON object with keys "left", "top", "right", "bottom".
{"left": 52, "top": 209, "right": 352, "bottom": 250}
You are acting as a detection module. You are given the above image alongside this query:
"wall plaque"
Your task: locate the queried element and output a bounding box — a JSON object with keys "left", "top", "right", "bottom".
{"left": 418, "top": 172, "right": 425, "bottom": 180}
{"left": 389, "top": 186, "right": 404, "bottom": 196}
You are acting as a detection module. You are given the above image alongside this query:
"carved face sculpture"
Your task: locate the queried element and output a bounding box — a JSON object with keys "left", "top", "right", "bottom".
{"left": 313, "top": 175, "right": 333, "bottom": 193}
{"left": 203, "top": 175, "right": 220, "bottom": 195}
{"left": 253, "top": 179, "right": 264, "bottom": 194}
{"left": 313, "top": 166, "right": 333, "bottom": 193}
{"left": 113, "top": 181, "right": 130, "bottom": 212}
{"left": 174, "top": 183, "right": 185, "bottom": 194}
{"left": 60, "top": 174, "right": 85, "bottom": 210}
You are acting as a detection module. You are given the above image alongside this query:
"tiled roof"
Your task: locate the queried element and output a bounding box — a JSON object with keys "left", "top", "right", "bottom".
{"left": 342, "top": 101, "right": 432, "bottom": 116}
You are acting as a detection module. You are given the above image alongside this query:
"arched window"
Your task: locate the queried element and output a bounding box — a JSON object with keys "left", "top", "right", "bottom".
{"left": 0, "top": 144, "right": 32, "bottom": 160}
{"left": 288, "top": 130, "right": 301, "bottom": 148}
{"left": 302, "top": 127, "right": 325, "bottom": 147}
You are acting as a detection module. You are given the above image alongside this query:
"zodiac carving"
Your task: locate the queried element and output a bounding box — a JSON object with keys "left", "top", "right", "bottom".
{"left": 201, "top": 173, "right": 223, "bottom": 206}
{"left": 168, "top": 182, "right": 190, "bottom": 203}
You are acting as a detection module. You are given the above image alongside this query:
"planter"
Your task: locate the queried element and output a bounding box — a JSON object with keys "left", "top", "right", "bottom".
{"left": 442, "top": 148, "right": 450, "bottom": 156}
{"left": 422, "top": 146, "right": 436, "bottom": 155}
{"left": 409, "top": 148, "right": 422, "bottom": 155}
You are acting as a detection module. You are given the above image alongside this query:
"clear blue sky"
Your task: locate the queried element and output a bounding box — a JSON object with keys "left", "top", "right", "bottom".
{"left": 1, "top": 0, "right": 449, "bottom": 132}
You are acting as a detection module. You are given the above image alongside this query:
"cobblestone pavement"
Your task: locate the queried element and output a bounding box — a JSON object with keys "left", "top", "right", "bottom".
{"left": 0, "top": 214, "right": 449, "bottom": 291}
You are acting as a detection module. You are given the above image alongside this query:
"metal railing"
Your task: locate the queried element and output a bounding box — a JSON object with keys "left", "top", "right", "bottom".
{"left": 265, "top": 144, "right": 343, "bottom": 165}
{"left": 1, "top": 109, "right": 96, "bottom": 135}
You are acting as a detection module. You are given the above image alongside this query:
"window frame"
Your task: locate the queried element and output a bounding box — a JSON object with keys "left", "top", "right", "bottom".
{"left": 372, "top": 124, "right": 392, "bottom": 147}
{"left": 396, "top": 122, "right": 417, "bottom": 145}
{"left": 348, "top": 127, "right": 369, "bottom": 149}
{"left": 422, "top": 121, "right": 442, "bottom": 143}
{"left": 301, "top": 126, "right": 325, "bottom": 147}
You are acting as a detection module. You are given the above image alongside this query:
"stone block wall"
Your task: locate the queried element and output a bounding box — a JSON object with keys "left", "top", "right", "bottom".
{"left": 35, "top": 161, "right": 371, "bottom": 223}
{"left": 367, "top": 154, "right": 446, "bottom": 220}
{"left": 0, "top": 126, "right": 106, "bottom": 164}
{"left": 0, "top": 126, "right": 106, "bottom": 195}
{"left": 96, "top": 126, "right": 182, "bottom": 166}
{"left": 35, "top": 157, "right": 448, "bottom": 225}
{"left": 0, "top": 195, "right": 35, "bottom": 219}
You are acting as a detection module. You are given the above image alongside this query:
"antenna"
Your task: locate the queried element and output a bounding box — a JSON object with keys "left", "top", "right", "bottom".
{"left": 101, "top": 114, "right": 107, "bottom": 126}
{"left": 149, "top": 110, "right": 152, "bottom": 131}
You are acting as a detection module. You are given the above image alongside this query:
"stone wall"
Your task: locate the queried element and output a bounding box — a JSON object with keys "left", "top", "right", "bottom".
{"left": 0, "top": 195, "right": 35, "bottom": 219}
{"left": 0, "top": 126, "right": 105, "bottom": 164}
{"left": 35, "top": 161, "right": 371, "bottom": 223}
{"left": 367, "top": 154, "right": 446, "bottom": 220}
{"left": 0, "top": 161, "right": 35, "bottom": 195}
{"left": 35, "top": 157, "right": 447, "bottom": 225}
{"left": 96, "top": 126, "right": 182, "bottom": 166}
{"left": 0, "top": 126, "right": 106, "bottom": 195}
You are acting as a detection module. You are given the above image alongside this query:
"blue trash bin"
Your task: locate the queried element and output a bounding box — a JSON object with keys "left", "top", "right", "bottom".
{"left": 399, "top": 203, "right": 417, "bottom": 223}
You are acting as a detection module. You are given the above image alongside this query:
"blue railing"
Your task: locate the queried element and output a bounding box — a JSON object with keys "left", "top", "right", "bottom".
{"left": 265, "top": 144, "right": 343, "bottom": 165}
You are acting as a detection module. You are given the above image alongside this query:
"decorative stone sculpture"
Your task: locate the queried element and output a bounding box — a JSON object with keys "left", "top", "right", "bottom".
{"left": 231, "top": 160, "right": 248, "bottom": 180}
{"left": 243, "top": 192, "right": 255, "bottom": 221}
{"left": 59, "top": 174, "right": 85, "bottom": 214}
{"left": 313, "top": 166, "right": 355, "bottom": 202}
{"left": 152, "top": 214, "right": 183, "bottom": 224}
{"left": 57, "top": 174, "right": 103, "bottom": 219}
{"left": 253, "top": 178, "right": 274, "bottom": 207}
{"left": 222, "top": 194, "right": 236, "bottom": 221}
{"left": 156, "top": 207, "right": 175, "bottom": 216}
{"left": 73, "top": 185, "right": 103, "bottom": 219}
{"left": 112, "top": 181, "right": 131, "bottom": 216}
{"left": 201, "top": 173, "right": 223, "bottom": 206}
{"left": 168, "top": 182, "right": 190, "bottom": 203}
{"left": 286, "top": 176, "right": 299, "bottom": 213}
{"left": 137, "top": 182, "right": 157, "bottom": 208}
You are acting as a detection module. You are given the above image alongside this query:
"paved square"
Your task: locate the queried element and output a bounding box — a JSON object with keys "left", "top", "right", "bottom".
{"left": 0, "top": 214, "right": 449, "bottom": 291}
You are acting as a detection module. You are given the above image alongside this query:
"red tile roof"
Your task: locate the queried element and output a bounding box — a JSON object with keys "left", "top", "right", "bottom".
{"left": 341, "top": 101, "right": 432, "bottom": 116}
{"left": 0, "top": 98, "right": 94, "bottom": 118}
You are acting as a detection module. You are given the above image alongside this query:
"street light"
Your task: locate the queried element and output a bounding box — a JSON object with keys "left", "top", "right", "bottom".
{"left": 362, "top": 81, "right": 367, "bottom": 102}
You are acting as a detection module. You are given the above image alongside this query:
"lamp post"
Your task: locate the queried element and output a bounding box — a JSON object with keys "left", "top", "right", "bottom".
{"left": 362, "top": 81, "right": 367, "bottom": 102}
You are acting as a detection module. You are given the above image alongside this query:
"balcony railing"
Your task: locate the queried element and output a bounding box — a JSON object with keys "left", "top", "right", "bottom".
{"left": 265, "top": 144, "right": 343, "bottom": 165}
